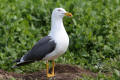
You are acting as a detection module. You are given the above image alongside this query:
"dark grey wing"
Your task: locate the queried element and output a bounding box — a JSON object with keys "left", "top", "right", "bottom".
{"left": 23, "top": 36, "right": 56, "bottom": 61}
{"left": 13, "top": 36, "right": 56, "bottom": 67}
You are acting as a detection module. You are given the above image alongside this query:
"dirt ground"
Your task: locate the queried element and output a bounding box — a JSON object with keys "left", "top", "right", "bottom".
{"left": 0, "top": 64, "right": 97, "bottom": 80}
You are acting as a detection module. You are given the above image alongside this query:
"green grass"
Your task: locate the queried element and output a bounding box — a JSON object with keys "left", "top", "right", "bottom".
{"left": 75, "top": 70, "right": 120, "bottom": 80}
{"left": 0, "top": 0, "right": 120, "bottom": 79}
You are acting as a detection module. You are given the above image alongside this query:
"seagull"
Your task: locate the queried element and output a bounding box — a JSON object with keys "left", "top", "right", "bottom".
{"left": 13, "top": 8, "right": 72, "bottom": 77}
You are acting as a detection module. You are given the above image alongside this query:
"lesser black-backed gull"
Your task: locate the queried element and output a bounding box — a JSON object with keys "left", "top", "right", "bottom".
{"left": 13, "top": 8, "right": 72, "bottom": 77}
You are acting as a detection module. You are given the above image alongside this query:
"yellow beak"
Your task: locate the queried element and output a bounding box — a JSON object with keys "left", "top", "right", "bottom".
{"left": 65, "top": 12, "right": 72, "bottom": 16}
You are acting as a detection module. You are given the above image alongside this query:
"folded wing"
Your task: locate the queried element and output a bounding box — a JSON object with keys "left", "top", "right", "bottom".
{"left": 13, "top": 36, "right": 56, "bottom": 67}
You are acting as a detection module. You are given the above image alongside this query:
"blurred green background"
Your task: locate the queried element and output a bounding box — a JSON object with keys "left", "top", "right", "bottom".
{"left": 0, "top": 0, "right": 120, "bottom": 79}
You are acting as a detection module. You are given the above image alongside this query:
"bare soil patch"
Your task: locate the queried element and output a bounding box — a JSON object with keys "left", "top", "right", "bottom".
{"left": 0, "top": 64, "right": 97, "bottom": 80}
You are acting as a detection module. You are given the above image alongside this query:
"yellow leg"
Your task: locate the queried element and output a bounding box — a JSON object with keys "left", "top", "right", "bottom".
{"left": 46, "top": 60, "right": 55, "bottom": 77}
{"left": 52, "top": 60, "right": 55, "bottom": 75}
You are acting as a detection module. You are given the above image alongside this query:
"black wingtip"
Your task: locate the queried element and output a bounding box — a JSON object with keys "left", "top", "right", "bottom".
{"left": 12, "top": 60, "right": 34, "bottom": 68}
{"left": 12, "top": 58, "right": 21, "bottom": 63}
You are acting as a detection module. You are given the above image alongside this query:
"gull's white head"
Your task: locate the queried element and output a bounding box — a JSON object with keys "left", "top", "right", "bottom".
{"left": 52, "top": 8, "right": 72, "bottom": 18}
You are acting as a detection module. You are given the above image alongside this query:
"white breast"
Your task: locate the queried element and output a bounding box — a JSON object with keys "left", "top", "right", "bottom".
{"left": 43, "top": 30, "right": 69, "bottom": 60}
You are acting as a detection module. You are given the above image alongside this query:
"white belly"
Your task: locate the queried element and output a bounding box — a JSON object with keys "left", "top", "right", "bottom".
{"left": 43, "top": 32, "right": 69, "bottom": 60}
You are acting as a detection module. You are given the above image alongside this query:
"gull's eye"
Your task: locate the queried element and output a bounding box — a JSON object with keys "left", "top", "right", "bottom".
{"left": 57, "top": 9, "right": 61, "bottom": 11}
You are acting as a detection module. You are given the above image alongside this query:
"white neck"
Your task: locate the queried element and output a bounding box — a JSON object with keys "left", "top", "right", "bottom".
{"left": 49, "top": 15, "right": 67, "bottom": 37}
